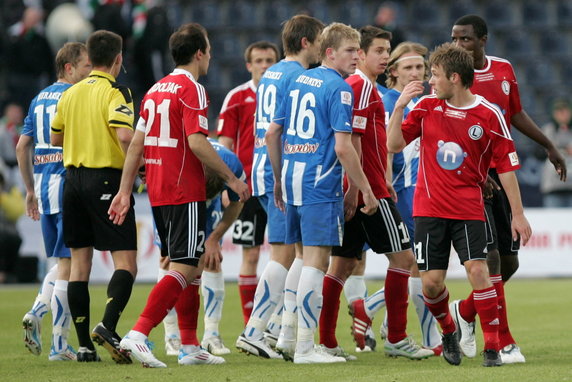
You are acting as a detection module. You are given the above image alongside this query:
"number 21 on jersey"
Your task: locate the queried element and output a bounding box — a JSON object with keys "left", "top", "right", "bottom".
{"left": 142, "top": 98, "right": 178, "bottom": 147}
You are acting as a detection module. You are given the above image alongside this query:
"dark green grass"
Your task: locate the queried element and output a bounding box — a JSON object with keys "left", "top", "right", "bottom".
{"left": 1, "top": 279, "right": 571, "bottom": 382}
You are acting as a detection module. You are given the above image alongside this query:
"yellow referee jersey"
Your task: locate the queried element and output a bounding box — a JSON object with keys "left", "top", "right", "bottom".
{"left": 51, "top": 70, "right": 134, "bottom": 169}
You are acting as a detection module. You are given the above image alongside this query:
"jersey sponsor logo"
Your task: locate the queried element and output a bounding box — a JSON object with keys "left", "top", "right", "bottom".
{"left": 501, "top": 80, "right": 510, "bottom": 95}
{"left": 468, "top": 125, "right": 484, "bottom": 140}
{"left": 34, "top": 152, "right": 63, "bottom": 165}
{"left": 199, "top": 115, "right": 208, "bottom": 130}
{"left": 436, "top": 140, "right": 466, "bottom": 170}
{"left": 115, "top": 104, "right": 133, "bottom": 117}
{"left": 283, "top": 140, "right": 320, "bottom": 154}
{"left": 444, "top": 109, "right": 467, "bottom": 120}
{"left": 508, "top": 151, "right": 519, "bottom": 166}
{"left": 341, "top": 91, "right": 352, "bottom": 105}
{"left": 352, "top": 116, "right": 367, "bottom": 130}
{"left": 145, "top": 157, "right": 162, "bottom": 165}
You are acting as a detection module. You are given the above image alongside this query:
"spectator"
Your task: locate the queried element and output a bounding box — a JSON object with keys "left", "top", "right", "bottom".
{"left": 540, "top": 99, "right": 572, "bottom": 207}
{"left": 5, "top": 7, "right": 54, "bottom": 109}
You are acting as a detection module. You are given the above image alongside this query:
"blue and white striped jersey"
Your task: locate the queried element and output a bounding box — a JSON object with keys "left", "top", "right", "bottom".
{"left": 21, "top": 82, "right": 71, "bottom": 215}
{"left": 274, "top": 66, "right": 353, "bottom": 205}
{"left": 251, "top": 60, "right": 306, "bottom": 197}
{"left": 383, "top": 88, "right": 420, "bottom": 193}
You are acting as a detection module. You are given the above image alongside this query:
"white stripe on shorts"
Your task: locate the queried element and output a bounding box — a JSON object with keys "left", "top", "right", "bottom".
{"left": 378, "top": 199, "right": 401, "bottom": 252}
{"left": 188, "top": 202, "right": 198, "bottom": 257}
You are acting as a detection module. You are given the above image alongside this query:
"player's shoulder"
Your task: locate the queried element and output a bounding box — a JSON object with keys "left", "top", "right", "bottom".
{"left": 477, "top": 95, "right": 505, "bottom": 120}
{"left": 485, "top": 55, "right": 515, "bottom": 73}
{"left": 415, "top": 94, "right": 438, "bottom": 108}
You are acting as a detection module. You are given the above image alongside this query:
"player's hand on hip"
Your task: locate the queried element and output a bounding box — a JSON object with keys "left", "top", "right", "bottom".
{"left": 229, "top": 177, "right": 250, "bottom": 202}
{"left": 108, "top": 192, "right": 131, "bottom": 225}
{"left": 360, "top": 190, "right": 378, "bottom": 216}
{"left": 547, "top": 146, "right": 567, "bottom": 182}
{"left": 511, "top": 212, "right": 532, "bottom": 246}
{"left": 25, "top": 191, "right": 40, "bottom": 221}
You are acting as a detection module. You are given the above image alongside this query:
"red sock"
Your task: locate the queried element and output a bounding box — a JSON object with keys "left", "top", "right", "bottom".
{"left": 238, "top": 274, "right": 257, "bottom": 326}
{"left": 491, "top": 275, "right": 515, "bottom": 348}
{"left": 474, "top": 286, "right": 499, "bottom": 351}
{"left": 423, "top": 287, "right": 456, "bottom": 334}
{"left": 319, "top": 274, "right": 344, "bottom": 348}
{"left": 459, "top": 291, "right": 477, "bottom": 323}
{"left": 176, "top": 277, "right": 201, "bottom": 346}
{"left": 385, "top": 268, "right": 410, "bottom": 344}
{"left": 134, "top": 270, "right": 187, "bottom": 335}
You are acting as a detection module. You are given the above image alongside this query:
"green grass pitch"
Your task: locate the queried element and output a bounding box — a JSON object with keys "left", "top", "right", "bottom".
{"left": 1, "top": 279, "right": 571, "bottom": 382}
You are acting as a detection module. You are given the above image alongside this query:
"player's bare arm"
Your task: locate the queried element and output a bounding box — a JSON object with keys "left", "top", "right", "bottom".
{"left": 335, "top": 132, "right": 377, "bottom": 215}
{"left": 116, "top": 126, "right": 135, "bottom": 154}
{"left": 218, "top": 135, "right": 234, "bottom": 151}
{"left": 50, "top": 131, "right": 63, "bottom": 147}
{"left": 108, "top": 129, "right": 145, "bottom": 225}
{"left": 497, "top": 171, "right": 532, "bottom": 246}
{"left": 204, "top": 200, "right": 243, "bottom": 271}
{"left": 511, "top": 110, "right": 567, "bottom": 182}
{"left": 15, "top": 135, "right": 40, "bottom": 221}
{"left": 265, "top": 121, "right": 285, "bottom": 211}
{"left": 189, "top": 133, "right": 250, "bottom": 202}
{"left": 387, "top": 81, "right": 423, "bottom": 153}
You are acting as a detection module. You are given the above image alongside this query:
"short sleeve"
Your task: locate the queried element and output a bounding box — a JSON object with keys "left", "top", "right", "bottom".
{"left": 108, "top": 85, "right": 134, "bottom": 130}
{"left": 181, "top": 83, "right": 209, "bottom": 137}
{"left": 21, "top": 100, "right": 36, "bottom": 137}
{"left": 217, "top": 93, "right": 239, "bottom": 139}
{"left": 350, "top": 78, "right": 369, "bottom": 135}
{"left": 51, "top": 93, "right": 66, "bottom": 134}
{"left": 329, "top": 83, "right": 353, "bottom": 133}
{"left": 401, "top": 99, "right": 426, "bottom": 144}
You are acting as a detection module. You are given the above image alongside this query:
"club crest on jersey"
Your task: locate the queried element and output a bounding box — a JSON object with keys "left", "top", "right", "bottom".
{"left": 352, "top": 116, "right": 367, "bottom": 130}
{"left": 468, "top": 125, "right": 484, "bottom": 140}
{"left": 115, "top": 104, "right": 133, "bottom": 117}
{"left": 501, "top": 80, "right": 510, "bottom": 95}
{"left": 341, "top": 91, "right": 352, "bottom": 105}
{"left": 436, "top": 140, "right": 466, "bottom": 170}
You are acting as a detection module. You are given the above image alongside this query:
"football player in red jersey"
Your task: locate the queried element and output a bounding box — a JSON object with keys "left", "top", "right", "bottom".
{"left": 387, "top": 43, "right": 531, "bottom": 367}
{"left": 449, "top": 14, "right": 566, "bottom": 364}
{"left": 108, "top": 23, "right": 249, "bottom": 368}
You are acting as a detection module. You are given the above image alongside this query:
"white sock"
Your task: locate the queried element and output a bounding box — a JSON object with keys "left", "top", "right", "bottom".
{"left": 280, "top": 258, "right": 303, "bottom": 341}
{"left": 344, "top": 275, "right": 367, "bottom": 303}
{"left": 31, "top": 264, "right": 58, "bottom": 319}
{"left": 127, "top": 330, "right": 147, "bottom": 341}
{"left": 295, "top": 266, "right": 324, "bottom": 355}
{"left": 244, "top": 261, "right": 288, "bottom": 340}
{"left": 51, "top": 279, "right": 70, "bottom": 352}
{"left": 409, "top": 276, "right": 441, "bottom": 348}
{"left": 266, "top": 295, "right": 284, "bottom": 337}
{"left": 364, "top": 287, "right": 386, "bottom": 319}
{"left": 201, "top": 270, "right": 225, "bottom": 339}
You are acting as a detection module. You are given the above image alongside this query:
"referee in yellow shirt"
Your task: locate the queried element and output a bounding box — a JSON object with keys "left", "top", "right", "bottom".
{"left": 51, "top": 30, "right": 136, "bottom": 364}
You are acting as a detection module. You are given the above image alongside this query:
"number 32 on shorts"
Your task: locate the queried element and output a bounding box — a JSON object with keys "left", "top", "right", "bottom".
{"left": 233, "top": 220, "right": 254, "bottom": 243}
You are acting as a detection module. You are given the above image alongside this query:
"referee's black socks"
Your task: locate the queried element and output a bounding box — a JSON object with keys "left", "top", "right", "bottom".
{"left": 102, "top": 269, "right": 134, "bottom": 333}
{"left": 68, "top": 281, "right": 95, "bottom": 350}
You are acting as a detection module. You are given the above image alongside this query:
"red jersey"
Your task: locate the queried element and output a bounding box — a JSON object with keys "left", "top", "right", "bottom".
{"left": 402, "top": 95, "right": 520, "bottom": 221}
{"left": 216, "top": 80, "right": 256, "bottom": 190}
{"left": 471, "top": 56, "right": 522, "bottom": 126}
{"left": 138, "top": 68, "right": 209, "bottom": 206}
{"left": 346, "top": 70, "right": 391, "bottom": 201}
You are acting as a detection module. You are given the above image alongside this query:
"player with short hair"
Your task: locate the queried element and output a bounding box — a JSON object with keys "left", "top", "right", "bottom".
{"left": 387, "top": 42, "right": 532, "bottom": 367}
{"left": 107, "top": 23, "right": 249, "bottom": 368}
{"left": 266, "top": 22, "right": 378, "bottom": 364}
{"left": 318, "top": 26, "right": 433, "bottom": 361}
{"left": 17, "top": 42, "right": 91, "bottom": 361}
{"left": 216, "top": 40, "right": 279, "bottom": 331}
{"left": 382, "top": 41, "right": 442, "bottom": 353}
{"left": 51, "top": 30, "right": 138, "bottom": 364}
{"left": 448, "top": 14, "right": 566, "bottom": 364}
{"left": 236, "top": 14, "right": 324, "bottom": 360}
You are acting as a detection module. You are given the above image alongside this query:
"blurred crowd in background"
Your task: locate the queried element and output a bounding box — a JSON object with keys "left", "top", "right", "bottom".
{"left": 0, "top": 0, "right": 571, "bottom": 281}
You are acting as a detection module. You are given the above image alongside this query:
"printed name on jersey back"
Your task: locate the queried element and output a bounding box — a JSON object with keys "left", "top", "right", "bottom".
{"left": 147, "top": 82, "right": 182, "bottom": 94}
{"left": 263, "top": 70, "right": 282, "bottom": 80}
{"left": 444, "top": 109, "right": 467, "bottom": 120}
{"left": 37, "top": 91, "right": 62, "bottom": 101}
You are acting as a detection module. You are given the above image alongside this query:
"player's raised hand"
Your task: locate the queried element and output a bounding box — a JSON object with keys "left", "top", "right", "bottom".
{"left": 547, "top": 146, "right": 567, "bottom": 182}
{"left": 25, "top": 191, "right": 40, "bottom": 221}
{"left": 511, "top": 212, "right": 532, "bottom": 246}
{"left": 228, "top": 177, "right": 250, "bottom": 202}
{"left": 395, "top": 81, "right": 424, "bottom": 110}
{"left": 360, "top": 189, "right": 378, "bottom": 216}
{"left": 108, "top": 191, "right": 131, "bottom": 225}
